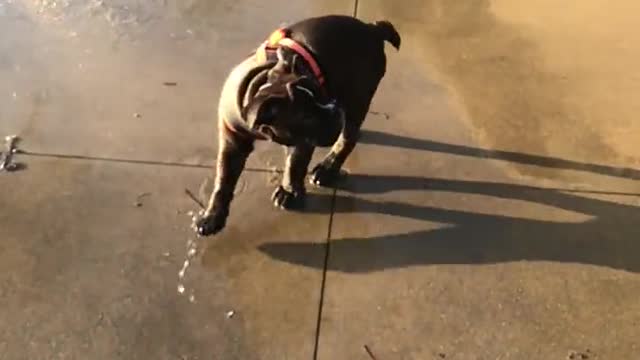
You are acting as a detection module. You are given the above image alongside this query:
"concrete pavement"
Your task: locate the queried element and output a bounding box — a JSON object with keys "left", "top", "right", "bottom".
{"left": 2, "top": 0, "right": 640, "bottom": 359}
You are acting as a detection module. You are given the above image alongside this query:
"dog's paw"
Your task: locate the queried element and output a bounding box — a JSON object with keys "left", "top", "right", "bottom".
{"left": 271, "top": 185, "right": 306, "bottom": 210}
{"left": 310, "top": 163, "right": 342, "bottom": 187}
{"left": 195, "top": 210, "right": 227, "bottom": 237}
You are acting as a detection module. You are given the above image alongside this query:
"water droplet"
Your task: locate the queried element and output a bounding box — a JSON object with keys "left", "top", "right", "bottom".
{"left": 178, "top": 259, "right": 190, "bottom": 278}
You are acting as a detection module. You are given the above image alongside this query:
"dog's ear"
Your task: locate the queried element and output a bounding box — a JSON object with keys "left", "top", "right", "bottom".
{"left": 275, "top": 47, "right": 300, "bottom": 72}
{"left": 290, "top": 53, "right": 302, "bottom": 73}
{"left": 244, "top": 68, "right": 271, "bottom": 107}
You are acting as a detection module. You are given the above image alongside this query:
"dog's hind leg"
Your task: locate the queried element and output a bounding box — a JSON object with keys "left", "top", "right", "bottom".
{"left": 272, "top": 143, "right": 315, "bottom": 210}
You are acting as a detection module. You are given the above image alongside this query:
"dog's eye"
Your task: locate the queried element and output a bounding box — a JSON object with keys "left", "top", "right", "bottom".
{"left": 260, "top": 102, "right": 279, "bottom": 122}
{"left": 268, "top": 104, "right": 278, "bottom": 117}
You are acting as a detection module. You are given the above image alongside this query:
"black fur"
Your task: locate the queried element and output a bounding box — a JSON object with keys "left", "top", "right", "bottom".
{"left": 196, "top": 15, "right": 401, "bottom": 236}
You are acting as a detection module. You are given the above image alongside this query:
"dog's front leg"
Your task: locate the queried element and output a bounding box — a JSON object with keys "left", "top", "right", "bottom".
{"left": 272, "top": 143, "right": 314, "bottom": 210}
{"left": 196, "top": 124, "right": 254, "bottom": 236}
{"left": 310, "top": 123, "right": 360, "bottom": 187}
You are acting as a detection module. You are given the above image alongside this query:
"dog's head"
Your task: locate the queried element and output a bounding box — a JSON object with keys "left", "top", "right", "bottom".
{"left": 241, "top": 48, "right": 343, "bottom": 147}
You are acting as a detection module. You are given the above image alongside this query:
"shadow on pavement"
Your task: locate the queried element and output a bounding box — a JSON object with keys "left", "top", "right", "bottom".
{"left": 360, "top": 130, "right": 640, "bottom": 181}
{"left": 259, "top": 132, "right": 640, "bottom": 273}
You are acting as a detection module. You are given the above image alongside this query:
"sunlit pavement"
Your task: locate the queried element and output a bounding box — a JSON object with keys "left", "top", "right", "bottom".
{"left": 1, "top": 1, "right": 639, "bottom": 359}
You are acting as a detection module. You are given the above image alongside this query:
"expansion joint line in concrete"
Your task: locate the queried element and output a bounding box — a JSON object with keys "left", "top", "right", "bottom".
{"left": 312, "top": 1, "right": 359, "bottom": 352}
{"left": 14, "top": 152, "right": 640, "bottom": 199}
{"left": 312, "top": 187, "right": 337, "bottom": 360}
{"left": 18, "top": 151, "right": 278, "bottom": 173}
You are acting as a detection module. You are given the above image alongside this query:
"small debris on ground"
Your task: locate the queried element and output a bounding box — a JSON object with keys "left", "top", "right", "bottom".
{"left": 163, "top": 81, "right": 178, "bottom": 86}
{"left": 226, "top": 310, "right": 235, "bottom": 319}
{"left": 1, "top": 135, "right": 22, "bottom": 172}
{"left": 567, "top": 350, "right": 591, "bottom": 359}
{"left": 177, "top": 284, "right": 185, "bottom": 294}
{"left": 438, "top": 353, "right": 446, "bottom": 359}
{"left": 184, "top": 188, "right": 205, "bottom": 209}
{"left": 368, "top": 110, "right": 391, "bottom": 120}
{"left": 363, "top": 344, "right": 378, "bottom": 360}
{"left": 197, "top": 177, "right": 211, "bottom": 205}
{"left": 133, "top": 192, "right": 151, "bottom": 207}
{"left": 133, "top": 112, "right": 142, "bottom": 118}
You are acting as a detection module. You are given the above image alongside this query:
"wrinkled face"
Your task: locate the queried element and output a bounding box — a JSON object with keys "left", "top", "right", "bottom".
{"left": 242, "top": 75, "right": 343, "bottom": 147}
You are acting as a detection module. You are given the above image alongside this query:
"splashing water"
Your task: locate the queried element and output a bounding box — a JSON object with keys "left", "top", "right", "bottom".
{"left": 177, "top": 237, "right": 198, "bottom": 301}
{"left": 176, "top": 209, "right": 204, "bottom": 301}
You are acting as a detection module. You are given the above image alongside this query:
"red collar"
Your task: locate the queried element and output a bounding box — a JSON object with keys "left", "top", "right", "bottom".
{"left": 255, "top": 28, "right": 326, "bottom": 87}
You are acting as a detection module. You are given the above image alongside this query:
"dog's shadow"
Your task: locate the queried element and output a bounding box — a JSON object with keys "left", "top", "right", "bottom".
{"left": 259, "top": 130, "right": 640, "bottom": 273}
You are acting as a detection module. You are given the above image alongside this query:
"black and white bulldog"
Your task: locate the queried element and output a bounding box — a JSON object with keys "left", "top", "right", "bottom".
{"left": 196, "top": 15, "right": 401, "bottom": 236}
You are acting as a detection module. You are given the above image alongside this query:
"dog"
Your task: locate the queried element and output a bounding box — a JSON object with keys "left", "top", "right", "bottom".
{"left": 196, "top": 15, "right": 401, "bottom": 236}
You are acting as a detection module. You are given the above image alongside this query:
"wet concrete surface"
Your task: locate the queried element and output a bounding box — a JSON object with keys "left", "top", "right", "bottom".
{"left": 2, "top": 0, "right": 640, "bottom": 359}
{"left": 0, "top": 0, "right": 351, "bottom": 167}
{"left": 0, "top": 157, "right": 332, "bottom": 359}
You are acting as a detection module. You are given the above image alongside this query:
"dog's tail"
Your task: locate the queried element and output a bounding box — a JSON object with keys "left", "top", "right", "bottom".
{"left": 372, "top": 20, "right": 401, "bottom": 50}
